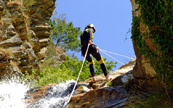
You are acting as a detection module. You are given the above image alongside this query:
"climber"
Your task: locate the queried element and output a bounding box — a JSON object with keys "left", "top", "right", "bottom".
{"left": 80, "top": 24, "right": 112, "bottom": 83}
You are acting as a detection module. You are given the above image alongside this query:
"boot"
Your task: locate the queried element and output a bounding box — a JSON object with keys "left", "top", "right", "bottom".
{"left": 92, "top": 76, "right": 96, "bottom": 83}
{"left": 106, "top": 75, "right": 112, "bottom": 82}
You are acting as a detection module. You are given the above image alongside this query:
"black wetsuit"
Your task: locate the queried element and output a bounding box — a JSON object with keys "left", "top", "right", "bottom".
{"left": 80, "top": 28, "right": 108, "bottom": 77}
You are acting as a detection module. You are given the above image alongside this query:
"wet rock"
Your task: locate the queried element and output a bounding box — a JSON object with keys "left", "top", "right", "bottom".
{"left": 68, "top": 86, "right": 128, "bottom": 108}
{"left": 25, "top": 84, "right": 57, "bottom": 103}
{"left": 75, "top": 84, "right": 91, "bottom": 94}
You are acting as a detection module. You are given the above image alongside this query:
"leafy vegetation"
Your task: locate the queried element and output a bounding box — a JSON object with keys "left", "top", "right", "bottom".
{"left": 131, "top": 0, "right": 173, "bottom": 107}
{"left": 131, "top": 0, "right": 173, "bottom": 89}
{"left": 60, "top": 55, "right": 117, "bottom": 81}
{"left": 22, "top": 55, "right": 116, "bottom": 87}
{"left": 50, "top": 14, "right": 82, "bottom": 52}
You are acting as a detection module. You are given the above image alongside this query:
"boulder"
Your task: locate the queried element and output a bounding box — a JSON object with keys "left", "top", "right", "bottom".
{"left": 112, "top": 70, "right": 134, "bottom": 87}
{"left": 68, "top": 86, "right": 127, "bottom": 108}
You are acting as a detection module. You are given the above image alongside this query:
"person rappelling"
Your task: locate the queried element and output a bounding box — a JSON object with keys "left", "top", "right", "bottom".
{"left": 80, "top": 24, "right": 112, "bottom": 83}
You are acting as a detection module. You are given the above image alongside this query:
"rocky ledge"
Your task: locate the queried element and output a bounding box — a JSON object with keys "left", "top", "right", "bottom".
{"left": 24, "top": 60, "right": 136, "bottom": 108}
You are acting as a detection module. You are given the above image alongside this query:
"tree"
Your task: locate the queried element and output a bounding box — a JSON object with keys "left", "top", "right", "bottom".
{"left": 50, "top": 15, "right": 82, "bottom": 52}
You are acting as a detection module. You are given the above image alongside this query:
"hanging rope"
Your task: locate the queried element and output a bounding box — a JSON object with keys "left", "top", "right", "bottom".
{"left": 66, "top": 44, "right": 90, "bottom": 107}
{"left": 100, "top": 49, "right": 124, "bottom": 65}
{"left": 100, "top": 49, "right": 135, "bottom": 60}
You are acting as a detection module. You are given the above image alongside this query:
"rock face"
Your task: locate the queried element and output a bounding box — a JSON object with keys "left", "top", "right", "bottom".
{"left": 131, "top": 0, "right": 157, "bottom": 79}
{"left": 83, "top": 59, "right": 136, "bottom": 89}
{"left": 68, "top": 86, "right": 127, "bottom": 108}
{"left": 0, "top": 0, "right": 55, "bottom": 78}
{"left": 24, "top": 60, "right": 135, "bottom": 108}
{"left": 68, "top": 60, "right": 136, "bottom": 108}
{"left": 130, "top": 0, "right": 161, "bottom": 91}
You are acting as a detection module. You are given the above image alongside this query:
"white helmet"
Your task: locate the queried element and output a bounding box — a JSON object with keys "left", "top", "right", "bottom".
{"left": 85, "top": 24, "right": 96, "bottom": 33}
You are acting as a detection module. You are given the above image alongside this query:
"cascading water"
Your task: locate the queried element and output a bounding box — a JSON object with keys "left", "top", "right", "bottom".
{"left": 0, "top": 77, "right": 76, "bottom": 108}
{"left": 29, "top": 80, "right": 76, "bottom": 108}
{"left": 0, "top": 77, "right": 30, "bottom": 108}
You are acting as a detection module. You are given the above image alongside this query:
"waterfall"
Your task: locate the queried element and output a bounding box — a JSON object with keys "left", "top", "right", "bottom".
{"left": 29, "top": 80, "right": 76, "bottom": 108}
{"left": 0, "top": 77, "right": 29, "bottom": 108}
{"left": 0, "top": 77, "right": 76, "bottom": 108}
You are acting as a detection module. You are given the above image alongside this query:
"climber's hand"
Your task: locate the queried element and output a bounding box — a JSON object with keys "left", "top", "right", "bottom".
{"left": 96, "top": 47, "right": 99, "bottom": 50}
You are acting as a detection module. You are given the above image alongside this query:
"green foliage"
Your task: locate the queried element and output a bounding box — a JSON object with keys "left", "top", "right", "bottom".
{"left": 59, "top": 55, "right": 117, "bottom": 81}
{"left": 21, "top": 66, "right": 76, "bottom": 87}
{"left": 36, "top": 66, "right": 75, "bottom": 86}
{"left": 50, "top": 15, "right": 82, "bottom": 52}
{"left": 132, "top": 0, "right": 173, "bottom": 88}
{"left": 22, "top": 54, "right": 116, "bottom": 87}
{"left": 42, "top": 39, "right": 58, "bottom": 67}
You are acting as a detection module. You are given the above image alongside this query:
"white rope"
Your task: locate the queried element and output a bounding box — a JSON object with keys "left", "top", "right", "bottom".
{"left": 66, "top": 44, "right": 90, "bottom": 107}
{"left": 100, "top": 49, "right": 135, "bottom": 60}
{"left": 99, "top": 49, "right": 124, "bottom": 65}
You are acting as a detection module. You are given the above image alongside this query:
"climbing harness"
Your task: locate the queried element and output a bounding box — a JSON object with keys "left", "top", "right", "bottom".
{"left": 66, "top": 44, "right": 90, "bottom": 107}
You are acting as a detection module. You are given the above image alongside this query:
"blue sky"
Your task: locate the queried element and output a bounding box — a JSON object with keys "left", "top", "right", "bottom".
{"left": 54, "top": 0, "right": 135, "bottom": 69}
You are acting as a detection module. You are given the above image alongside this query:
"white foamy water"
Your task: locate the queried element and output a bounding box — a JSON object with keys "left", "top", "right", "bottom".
{"left": 0, "top": 77, "right": 29, "bottom": 108}
{"left": 30, "top": 80, "right": 76, "bottom": 108}
{"left": 0, "top": 77, "right": 76, "bottom": 108}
